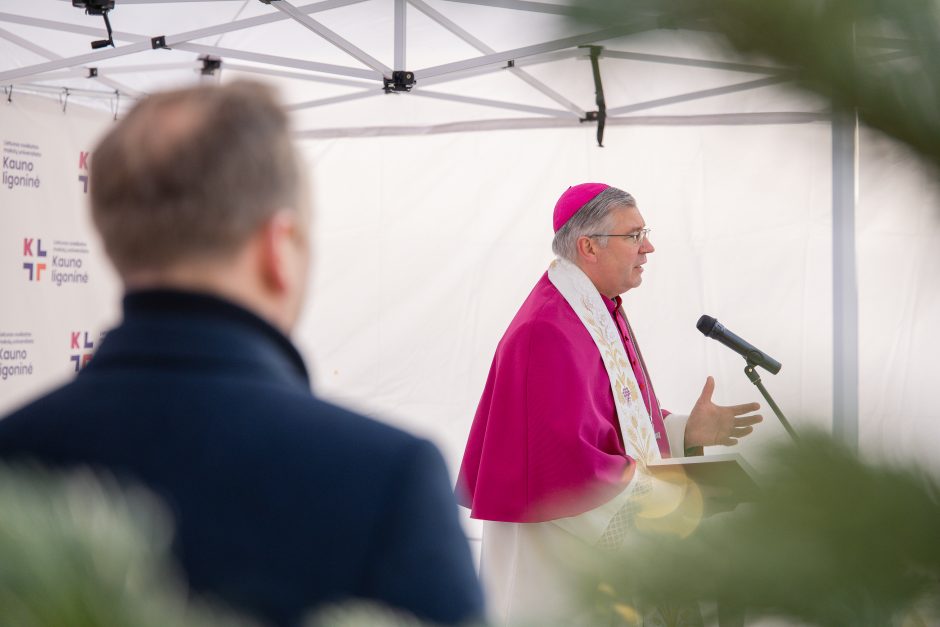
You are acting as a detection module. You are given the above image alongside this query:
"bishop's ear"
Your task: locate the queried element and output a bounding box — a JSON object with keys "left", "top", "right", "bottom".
{"left": 576, "top": 235, "right": 599, "bottom": 263}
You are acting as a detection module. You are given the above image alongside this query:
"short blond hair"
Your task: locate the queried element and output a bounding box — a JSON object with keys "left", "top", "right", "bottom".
{"left": 90, "top": 81, "right": 301, "bottom": 275}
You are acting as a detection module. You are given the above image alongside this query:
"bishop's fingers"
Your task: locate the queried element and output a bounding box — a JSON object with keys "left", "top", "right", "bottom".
{"left": 735, "top": 414, "right": 764, "bottom": 426}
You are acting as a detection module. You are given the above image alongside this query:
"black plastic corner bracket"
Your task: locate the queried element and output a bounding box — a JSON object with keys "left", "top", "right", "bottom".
{"left": 200, "top": 56, "right": 222, "bottom": 76}
{"left": 151, "top": 35, "right": 168, "bottom": 50}
{"left": 383, "top": 70, "right": 416, "bottom": 93}
{"left": 87, "top": 67, "right": 98, "bottom": 78}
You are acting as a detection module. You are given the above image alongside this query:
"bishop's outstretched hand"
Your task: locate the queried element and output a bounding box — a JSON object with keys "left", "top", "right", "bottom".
{"left": 685, "top": 376, "right": 763, "bottom": 448}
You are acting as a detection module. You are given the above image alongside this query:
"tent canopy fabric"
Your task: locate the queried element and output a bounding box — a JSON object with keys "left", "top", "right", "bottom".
{"left": 0, "top": 0, "right": 825, "bottom": 135}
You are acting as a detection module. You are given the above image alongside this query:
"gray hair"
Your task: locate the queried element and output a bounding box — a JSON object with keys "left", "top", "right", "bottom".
{"left": 551, "top": 187, "right": 636, "bottom": 261}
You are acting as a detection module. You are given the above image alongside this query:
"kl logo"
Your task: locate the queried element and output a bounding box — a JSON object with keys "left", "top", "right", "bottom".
{"left": 22, "top": 237, "right": 47, "bottom": 281}
{"left": 78, "top": 151, "right": 90, "bottom": 194}
{"left": 70, "top": 331, "right": 94, "bottom": 372}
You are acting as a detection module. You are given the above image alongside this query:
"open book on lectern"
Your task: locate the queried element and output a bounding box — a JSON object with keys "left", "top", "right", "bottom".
{"left": 647, "top": 453, "right": 762, "bottom": 507}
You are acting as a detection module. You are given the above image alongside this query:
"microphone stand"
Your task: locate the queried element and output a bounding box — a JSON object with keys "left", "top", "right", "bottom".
{"left": 743, "top": 359, "right": 799, "bottom": 443}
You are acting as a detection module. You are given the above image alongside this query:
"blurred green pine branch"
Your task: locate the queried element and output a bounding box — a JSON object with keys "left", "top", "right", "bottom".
{"left": 584, "top": 431, "right": 940, "bottom": 626}
{"left": 2, "top": 432, "right": 939, "bottom": 626}
{"left": 0, "top": 466, "right": 257, "bottom": 627}
{"left": 571, "top": 0, "right": 940, "bottom": 171}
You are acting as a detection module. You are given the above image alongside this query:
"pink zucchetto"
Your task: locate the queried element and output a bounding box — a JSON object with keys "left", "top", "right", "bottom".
{"left": 552, "top": 183, "right": 610, "bottom": 232}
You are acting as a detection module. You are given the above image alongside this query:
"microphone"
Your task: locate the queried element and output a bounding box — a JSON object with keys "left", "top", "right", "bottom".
{"left": 696, "top": 315, "right": 782, "bottom": 374}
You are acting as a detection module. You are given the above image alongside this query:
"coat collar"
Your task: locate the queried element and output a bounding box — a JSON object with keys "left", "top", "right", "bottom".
{"left": 86, "top": 289, "right": 311, "bottom": 389}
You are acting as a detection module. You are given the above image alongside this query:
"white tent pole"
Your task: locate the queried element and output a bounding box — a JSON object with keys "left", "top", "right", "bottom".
{"left": 607, "top": 76, "right": 788, "bottom": 115}
{"left": 0, "top": 11, "right": 148, "bottom": 41}
{"left": 507, "top": 67, "right": 585, "bottom": 116}
{"left": 286, "top": 89, "right": 380, "bottom": 111}
{"left": 0, "top": 41, "right": 153, "bottom": 84}
{"left": 1, "top": 81, "right": 124, "bottom": 97}
{"left": 0, "top": 25, "right": 70, "bottom": 59}
{"left": 0, "top": 26, "right": 143, "bottom": 96}
{"left": 79, "top": 62, "right": 200, "bottom": 73}
{"left": 11, "top": 63, "right": 199, "bottom": 85}
{"left": 61, "top": 72, "right": 139, "bottom": 98}
{"left": 295, "top": 117, "right": 583, "bottom": 138}
{"left": 294, "top": 111, "right": 828, "bottom": 139}
{"left": 411, "top": 89, "right": 577, "bottom": 117}
{"left": 0, "top": 1, "right": 379, "bottom": 84}
{"left": 224, "top": 63, "right": 375, "bottom": 88}
{"left": 831, "top": 110, "right": 860, "bottom": 450}
{"left": 394, "top": 0, "right": 407, "bottom": 71}
{"left": 407, "top": 0, "right": 584, "bottom": 116}
{"left": 601, "top": 50, "right": 787, "bottom": 75}
{"left": 607, "top": 112, "right": 828, "bottom": 125}
{"left": 418, "top": 48, "right": 585, "bottom": 87}
{"left": 175, "top": 43, "right": 380, "bottom": 80}
{"left": 0, "top": 0, "right": 369, "bottom": 46}
{"left": 7, "top": 68, "right": 87, "bottom": 82}
{"left": 415, "top": 23, "right": 653, "bottom": 80}
{"left": 271, "top": 1, "right": 392, "bottom": 76}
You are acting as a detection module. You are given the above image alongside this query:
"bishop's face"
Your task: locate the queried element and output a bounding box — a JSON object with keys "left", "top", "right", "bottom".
{"left": 590, "top": 204, "right": 655, "bottom": 298}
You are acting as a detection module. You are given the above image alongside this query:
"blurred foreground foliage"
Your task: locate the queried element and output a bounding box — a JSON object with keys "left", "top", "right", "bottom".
{"left": 3, "top": 431, "right": 938, "bottom": 627}
{"left": 0, "top": 465, "right": 456, "bottom": 627}
{"left": 572, "top": 0, "right": 940, "bottom": 172}
{"left": 585, "top": 431, "right": 940, "bottom": 626}
{"left": 0, "top": 466, "right": 258, "bottom": 627}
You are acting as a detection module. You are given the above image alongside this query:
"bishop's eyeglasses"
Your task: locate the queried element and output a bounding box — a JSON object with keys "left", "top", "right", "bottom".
{"left": 587, "top": 228, "right": 651, "bottom": 245}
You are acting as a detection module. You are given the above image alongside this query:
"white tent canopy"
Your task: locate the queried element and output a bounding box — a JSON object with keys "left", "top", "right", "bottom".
{"left": 0, "top": 1, "right": 828, "bottom": 132}
{"left": 2, "top": 1, "right": 938, "bottom": 508}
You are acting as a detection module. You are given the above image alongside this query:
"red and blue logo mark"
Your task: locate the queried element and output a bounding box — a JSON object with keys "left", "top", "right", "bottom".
{"left": 70, "top": 331, "right": 94, "bottom": 372}
{"left": 78, "top": 151, "right": 90, "bottom": 194}
{"left": 22, "top": 237, "right": 47, "bottom": 281}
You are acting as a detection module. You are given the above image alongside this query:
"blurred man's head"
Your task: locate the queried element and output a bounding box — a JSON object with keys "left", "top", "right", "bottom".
{"left": 90, "top": 81, "right": 309, "bottom": 332}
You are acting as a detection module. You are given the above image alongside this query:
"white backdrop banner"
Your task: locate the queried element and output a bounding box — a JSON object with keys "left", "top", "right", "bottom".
{"left": 0, "top": 93, "right": 120, "bottom": 416}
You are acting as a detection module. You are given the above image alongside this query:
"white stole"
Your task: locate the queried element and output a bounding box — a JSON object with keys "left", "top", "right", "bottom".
{"left": 547, "top": 257, "right": 661, "bottom": 469}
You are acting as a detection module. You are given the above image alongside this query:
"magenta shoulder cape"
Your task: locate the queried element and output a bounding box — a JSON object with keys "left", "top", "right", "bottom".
{"left": 457, "top": 273, "right": 648, "bottom": 523}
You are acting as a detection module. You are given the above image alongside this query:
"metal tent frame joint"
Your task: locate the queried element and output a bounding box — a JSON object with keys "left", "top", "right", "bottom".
{"left": 200, "top": 55, "right": 222, "bottom": 76}
{"left": 384, "top": 70, "right": 416, "bottom": 93}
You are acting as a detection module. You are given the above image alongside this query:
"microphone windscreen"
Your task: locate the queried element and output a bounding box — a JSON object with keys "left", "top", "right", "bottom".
{"left": 696, "top": 315, "right": 717, "bottom": 336}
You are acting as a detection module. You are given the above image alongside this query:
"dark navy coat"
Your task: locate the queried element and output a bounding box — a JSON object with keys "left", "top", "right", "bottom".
{"left": 0, "top": 290, "right": 484, "bottom": 626}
